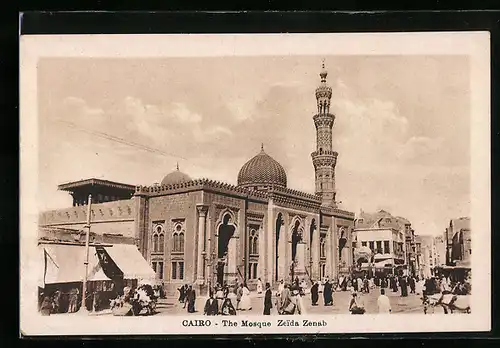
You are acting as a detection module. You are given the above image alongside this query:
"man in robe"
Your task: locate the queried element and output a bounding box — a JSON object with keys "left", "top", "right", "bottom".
{"left": 263, "top": 282, "right": 273, "bottom": 315}
{"left": 236, "top": 283, "right": 243, "bottom": 310}
{"left": 186, "top": 285, "right": 196, "bottom": 313}
{"left": 279, "top": 284, "right": 292, "bottom": 315}
{"left": 311, "top": 281, "right": 319, "bottom": 306}
{"left": 409, "top": 276, "right": 416, "bottom": 294}
{"left": 204, "top": 294, "right": 219, "bottom": 316}
{"left": 391, "top": 275, "right": 398, "bottom": 292}
{"left": 377, "top": 288, "right": 391, "bottom": 314}
{"left": 323, "top": 280, "right": 333, "bottom": 306}
{"left": 400, "top": 276, "right": 408, "bottom": 297}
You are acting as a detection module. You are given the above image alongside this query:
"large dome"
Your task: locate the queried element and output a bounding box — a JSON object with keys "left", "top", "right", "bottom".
{"left": 161, "top": 165, "right": 192, "bottom": 186}
{"left": 237, "top": 146, "right": 287, "bottom": 189}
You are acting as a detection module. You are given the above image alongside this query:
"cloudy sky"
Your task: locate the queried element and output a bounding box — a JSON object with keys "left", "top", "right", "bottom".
{"left": 37, "top": 55, "right": 470, "bottom": 236}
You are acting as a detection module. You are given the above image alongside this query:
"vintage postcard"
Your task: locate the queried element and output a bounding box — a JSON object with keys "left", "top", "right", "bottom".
{"left": 20, "top": 32, "right": 491, "bottom": 335}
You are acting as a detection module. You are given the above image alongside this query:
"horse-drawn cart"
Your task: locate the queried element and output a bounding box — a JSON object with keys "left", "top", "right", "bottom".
{"left": 423, "top": 293, "right": 471, "bottom": 314}
{"left": 110, "top": 284, "right": 157, "bottom": 316}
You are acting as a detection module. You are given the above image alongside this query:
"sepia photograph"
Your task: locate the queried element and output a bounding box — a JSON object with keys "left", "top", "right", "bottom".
{"left": 20, "top": 32, "right": 490, "bottom": 335}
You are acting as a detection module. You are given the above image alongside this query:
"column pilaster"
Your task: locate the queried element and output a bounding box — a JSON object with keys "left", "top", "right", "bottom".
{"left": 196, "top": 205, "right": 208, "bottom": 285}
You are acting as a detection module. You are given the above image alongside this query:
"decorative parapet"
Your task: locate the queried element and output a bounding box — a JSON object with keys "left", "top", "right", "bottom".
{"left": 269, "top": 186, "right": 322, "bottom": 204}
{"left": 134, "top": 178, "right": 269, "bottom": 203}
{"left": 321, "top": 206, "right": 355, "bottom": 220}
{"left": 267, "top": 186, "right": 322, "bottom": 212}
{"left": 39, "top": 199, "right": 135, "bottom": 226}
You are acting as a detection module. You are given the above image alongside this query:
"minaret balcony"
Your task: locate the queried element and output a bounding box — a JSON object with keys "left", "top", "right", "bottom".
{"left": 313, "top": 113, "right": 335, "bottom": 125}
{"left": 311, "top": 150, "right": 338, "bottom": 158}
{"left": 312, "top": 154, "right": 337, "bottom": 168}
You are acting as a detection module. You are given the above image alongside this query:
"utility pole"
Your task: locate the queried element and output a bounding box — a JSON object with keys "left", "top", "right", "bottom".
{"left": 78, "top": 194, "right": 92, "bottom": 314}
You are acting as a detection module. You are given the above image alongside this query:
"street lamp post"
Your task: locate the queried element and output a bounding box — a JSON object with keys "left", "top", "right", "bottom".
{"left": 78, "top": 194, "right": 92, "bottom": 314}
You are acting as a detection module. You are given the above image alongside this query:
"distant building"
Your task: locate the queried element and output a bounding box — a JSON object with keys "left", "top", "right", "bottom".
{"left": 433, "top": 235, "right": 446, "bottom": 266}
{"left": 353, "top": 210, "right": 408, "bottom": 275}
{"left": 444, "top": 217, "right": 471, "bottom": 266}
{"left": 419, "top": 235, "right": 435, "bottom": 278}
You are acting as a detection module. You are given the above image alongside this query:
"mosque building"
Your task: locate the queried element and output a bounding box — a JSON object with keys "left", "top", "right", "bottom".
{"left": 38, "top": 64, "right": 355, "bottom": 294}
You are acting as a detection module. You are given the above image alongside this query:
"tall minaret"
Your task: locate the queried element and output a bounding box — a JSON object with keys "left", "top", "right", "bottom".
{"left": 311, "top": 61, "right": 338, "bottom": 208}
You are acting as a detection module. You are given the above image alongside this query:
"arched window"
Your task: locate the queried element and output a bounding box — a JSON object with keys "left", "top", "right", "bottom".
{"left": 320, "top": 236, "right": 326, "bottom": 259}
{"left": 172, "top": 224, "right": 185, "bottom": 253}
{"left": 153, "top": 234, "right": 159, "bottom": 253}
{"left": 179, "top": 232, "right": 184, "bottom": 252}
{"left": 159, "top": 233, "right": 164, "bottom": 253}
{"left": 173, "top": 233, "right": 179, "bottom": 252}
{"left": 249, "top": 229, "right": 258, "bottom": 255}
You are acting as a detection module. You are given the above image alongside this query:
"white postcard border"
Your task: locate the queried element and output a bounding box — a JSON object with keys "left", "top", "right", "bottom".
{"left": 20, "top": 32, "right": 491, "bottom": 335}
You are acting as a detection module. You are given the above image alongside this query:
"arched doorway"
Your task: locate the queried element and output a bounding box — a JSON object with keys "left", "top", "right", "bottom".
{"left": 217, "top": 213, "right": 236, "bottom": 285}
{"left": 290, "top": 219, "right": 303, "bottom": 281}
{"left": 291, "top": 220, "right": 301, "bottom": 262}
{"left": 309, "top": 219, "right": 316, "bottom": 277}
{"left": 275, "top": 213, "right": 283, "bottom": 282}
{"left": 356, "top": 257, "right": 369, "bottom": 268}
{"left": 338, "top": 228, "right": 347, "bottom": 260}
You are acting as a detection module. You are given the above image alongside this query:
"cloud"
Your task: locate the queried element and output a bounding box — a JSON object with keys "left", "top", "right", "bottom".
{"left": 59, "top": 96, "right": 105, "bottom": 128}
{"left": 396, "top": 136, "right": 446, "bottom": 162}
{"left": 170, "top": 102, "right": 203, "bottom": 124}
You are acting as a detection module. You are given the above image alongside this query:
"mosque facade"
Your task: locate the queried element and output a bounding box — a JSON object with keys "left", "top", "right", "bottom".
{"left": 38, "top": 65, "right": 355, "bottom": 294}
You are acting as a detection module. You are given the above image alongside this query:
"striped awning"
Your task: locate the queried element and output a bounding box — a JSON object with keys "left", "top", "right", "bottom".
{"left": 41, "top": 244, "right": 110, "bottom": 286}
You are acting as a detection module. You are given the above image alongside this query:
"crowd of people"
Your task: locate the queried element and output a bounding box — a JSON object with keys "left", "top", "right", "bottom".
{"left": 177, "top": 280, "right": 255, "bottom": 315}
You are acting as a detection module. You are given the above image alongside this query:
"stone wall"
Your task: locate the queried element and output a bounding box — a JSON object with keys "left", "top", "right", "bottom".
{"left": 147, "top": 191, "right": 202, "bottom": 295}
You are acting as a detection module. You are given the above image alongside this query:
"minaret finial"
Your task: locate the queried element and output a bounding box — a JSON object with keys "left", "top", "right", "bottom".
{"left": 261, "top": 143, "right": 264, "bottom": 151}
{"left": 320, "top": 59, "right": 328, "bottom": 81}
{"left": 176, "top": 162, "right": 179, "bottom": 171}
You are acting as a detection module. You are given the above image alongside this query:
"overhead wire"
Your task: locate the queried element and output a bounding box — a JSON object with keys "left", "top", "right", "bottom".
{"left": 53, "top": 118, "right": 187, "bottom": 160}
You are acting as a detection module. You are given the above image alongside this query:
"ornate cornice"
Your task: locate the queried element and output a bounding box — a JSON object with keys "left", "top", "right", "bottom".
{"left": 58, "top": 178, "right": 136, "bottom": 192}
{"left": 247, "top": 211, "right": 265, "bottom": 220}
{"left": 135, "top": 178, "right": 269, "bottom": 203}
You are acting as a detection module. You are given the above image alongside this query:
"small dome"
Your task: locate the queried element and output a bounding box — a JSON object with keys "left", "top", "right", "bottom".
{"left": 237, "top": 145, "right": 287, "bottom": 189}
{"left": 161, "top": 165, "right": 191, "bottom": 186}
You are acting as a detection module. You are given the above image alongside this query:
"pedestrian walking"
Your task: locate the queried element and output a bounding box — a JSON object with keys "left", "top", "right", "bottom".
{"left": 203, "top": 294, "right": 219, "bottom": 316}
{"left": 256, "top": 278, "right": 263, "bottom": 296}
{"left": 400, "top": 276, "right": 408, "bottom": 297}
{"left": 263, "top": 282, "right": 272, "bottom": 315}
{"left": 236, "top": 283, "right": 243, "bottom": 310}
{"left": 186, "top": 285, "right": 196, "bottom": 313}
{"left": 409, "top": 276, "right": 416, "bottom": 294}
{"left": 311, "top": 280, "right": 319, "bottom": 306}
{"left": 377, "top": 288, "right": 391, "bottom": 314}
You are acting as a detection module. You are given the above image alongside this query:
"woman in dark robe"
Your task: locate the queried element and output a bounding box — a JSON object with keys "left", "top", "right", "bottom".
{"left": 263, "top": 282, "right": 273, "bottom": 315}
{"left": 400, "top": 276, "right": 408, "bottom": 297}
{"left": 186, "top": 285, "right": 196, "bottom": 313}
{"left": 203, "top": 294, "right": 219, "bottom": 316}
{"left": 409, "top": 277, "right": 416, "bottom": 294}
{"left": 323, "top": 281, "right": 333, "bottom": 306}
{"left": 311, "top": 281, "right": 319, "bottom": 306}
{"left": 391, "top": 276, "right": 398, "bottom": 292}
{"left": 221, "top": 298, "right": 237, "bottom": 315}
{"left": 178, "top": 285, "right": 185, "bottom": 303}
